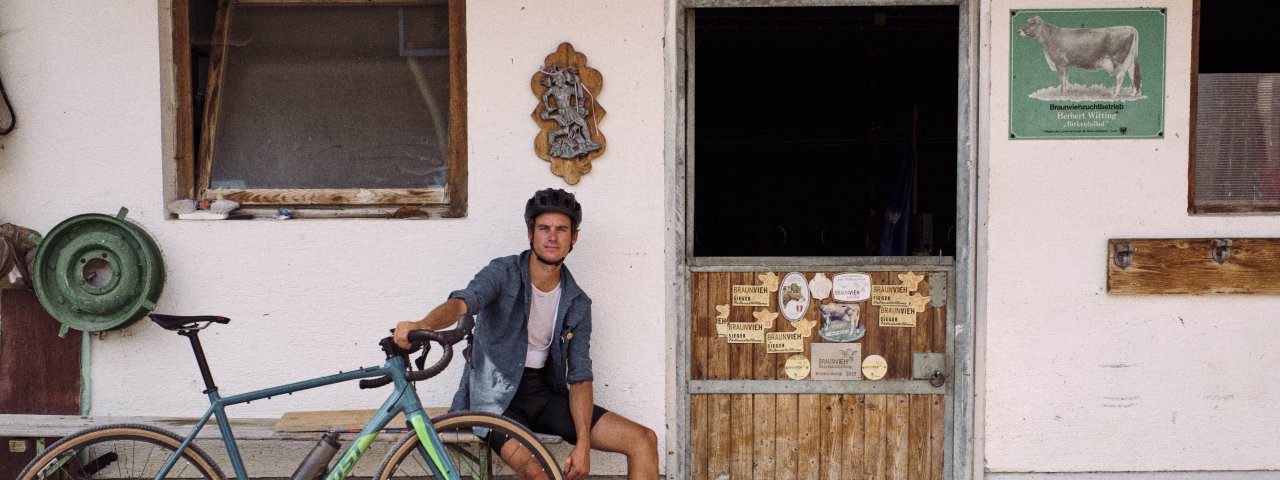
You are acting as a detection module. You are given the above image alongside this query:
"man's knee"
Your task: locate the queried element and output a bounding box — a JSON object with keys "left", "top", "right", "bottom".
{"left": 629, "top": 425, "right": 658, "bottom": 455}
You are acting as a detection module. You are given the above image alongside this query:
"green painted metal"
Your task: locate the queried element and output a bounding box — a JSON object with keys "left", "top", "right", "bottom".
{"left": 31, "top": 207, "right": 165, "bottom": 332}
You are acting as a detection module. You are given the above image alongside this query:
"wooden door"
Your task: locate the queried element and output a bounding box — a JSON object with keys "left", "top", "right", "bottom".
{"left": 688, "top": 269, "right": 949, "bottom": 480}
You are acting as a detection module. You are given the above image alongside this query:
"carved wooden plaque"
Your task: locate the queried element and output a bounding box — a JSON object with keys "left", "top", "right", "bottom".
{"left": 531, "top": 43, "right": 606, "bottom": 185}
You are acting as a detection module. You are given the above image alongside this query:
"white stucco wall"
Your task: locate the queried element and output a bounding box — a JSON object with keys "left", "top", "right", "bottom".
{"left": 0, "top": 0, "right": 667, "bottom": 473}
{"left": 981, "top": 0, "right": 1280, "bottom": 474}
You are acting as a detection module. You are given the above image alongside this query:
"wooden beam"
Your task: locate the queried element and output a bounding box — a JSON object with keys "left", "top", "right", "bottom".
{"left": 1108, "top": 238, "right": 1280, "bottom": 294}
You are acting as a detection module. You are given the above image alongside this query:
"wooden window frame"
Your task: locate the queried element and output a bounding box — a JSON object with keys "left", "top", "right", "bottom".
{"left": 171, "top": 0, "right": 467, "bottom": 217}
{"left": 1188, "top": 0, "right": 1279, "bottom": 215}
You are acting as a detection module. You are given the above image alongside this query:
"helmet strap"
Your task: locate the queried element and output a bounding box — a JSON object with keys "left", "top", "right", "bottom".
{"left": 530, "top": 241, "right": 572, "bottom": 267}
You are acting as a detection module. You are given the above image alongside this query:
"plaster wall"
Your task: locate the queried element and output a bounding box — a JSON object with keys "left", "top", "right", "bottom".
{"left": 0, "top": 0, "right": 667, "bottom": 472}
{"left": 981, "top": 0, "right": 1280, "bottom": 474}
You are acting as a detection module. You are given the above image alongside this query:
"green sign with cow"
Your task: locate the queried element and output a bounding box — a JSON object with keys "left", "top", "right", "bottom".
{"left": 1010, "top": 8, "right": 1166, "bottom": 139}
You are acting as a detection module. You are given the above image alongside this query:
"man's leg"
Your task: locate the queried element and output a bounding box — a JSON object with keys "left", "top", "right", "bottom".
{"left": 588, "top": 412, "right": 659, "bottom": 480}
{"left": 498, "top": 440, "right": 551, "bottom": 480}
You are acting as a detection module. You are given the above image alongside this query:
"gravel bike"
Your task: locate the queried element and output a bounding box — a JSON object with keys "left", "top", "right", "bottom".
{"left": 19, "top": 313, "right": 563, "bottom": 480}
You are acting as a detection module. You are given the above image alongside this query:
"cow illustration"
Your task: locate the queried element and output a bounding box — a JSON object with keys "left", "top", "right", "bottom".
{"left": 1019, "top": 15, "right": 1141, "bottom": 98}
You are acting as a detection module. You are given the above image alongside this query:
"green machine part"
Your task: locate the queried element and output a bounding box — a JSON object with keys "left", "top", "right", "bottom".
{"left": 31, "top": 207, "right": 165, "bottom": 333}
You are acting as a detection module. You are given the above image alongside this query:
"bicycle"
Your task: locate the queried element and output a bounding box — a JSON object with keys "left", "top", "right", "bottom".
{"left": 19, "top": 313, "right": 565, "bottom": 480}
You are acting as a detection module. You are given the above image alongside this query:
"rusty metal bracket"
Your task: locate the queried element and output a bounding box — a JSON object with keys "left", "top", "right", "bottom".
{"left": 1212, "top": 239, "right": 1232, "bottom": 264}
{"left": 1113, "top": 241, "right": 1134, "bottom": 269}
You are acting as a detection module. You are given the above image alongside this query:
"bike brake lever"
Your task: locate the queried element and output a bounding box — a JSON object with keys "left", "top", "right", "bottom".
{"left": 414, "top": 343, "right": 430, "bottom": 370}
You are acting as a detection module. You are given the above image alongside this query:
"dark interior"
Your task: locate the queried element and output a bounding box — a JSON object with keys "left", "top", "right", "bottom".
{"left": 1199, "top": 0, "right": 1280, "bottom": 73}
{"left": 693, "top": 7, "right": 960, "bottom": 257}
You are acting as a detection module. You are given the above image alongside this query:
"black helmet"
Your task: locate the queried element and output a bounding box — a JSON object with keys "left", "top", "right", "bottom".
{"left": 525, "top": 188, "right": 582, "bottom": 229}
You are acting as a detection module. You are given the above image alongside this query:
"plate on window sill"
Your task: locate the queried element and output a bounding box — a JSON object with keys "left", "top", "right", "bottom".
{"left": 177, "top": 212, "right": 228, "bottom": 220}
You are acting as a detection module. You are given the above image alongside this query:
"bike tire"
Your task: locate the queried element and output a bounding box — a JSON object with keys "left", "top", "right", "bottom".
{"left": 376, "top": 411, "right": 565, "bottom": 480}
{"left": 17, "top": 423, "right": 225, "bottom": 480}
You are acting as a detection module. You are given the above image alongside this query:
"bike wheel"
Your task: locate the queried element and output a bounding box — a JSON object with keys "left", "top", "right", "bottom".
{"left": 18, "top": 424, "right": 224, "bottom": 480}
{"left": 376, "top": 411, "right": 564, "bottom": 480}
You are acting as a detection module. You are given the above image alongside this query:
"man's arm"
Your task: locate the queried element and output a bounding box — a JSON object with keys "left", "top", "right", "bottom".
{"left": 393, "top": 298, "right": 467, "bottom": 349}
{"left": 562, "top": 380, "right": 593, "bottom": 480}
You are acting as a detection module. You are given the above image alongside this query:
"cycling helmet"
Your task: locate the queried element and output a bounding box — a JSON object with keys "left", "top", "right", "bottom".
{"left": 524, "top": 188, "right": 582, "bottom": 229}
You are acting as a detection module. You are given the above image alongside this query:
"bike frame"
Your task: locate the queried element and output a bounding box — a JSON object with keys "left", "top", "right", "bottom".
{"left": 157, "top": 354, "right": 461, "bottom": 480}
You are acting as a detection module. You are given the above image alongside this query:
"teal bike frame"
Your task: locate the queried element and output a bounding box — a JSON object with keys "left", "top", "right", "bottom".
{"left": 158, "top": 353, "right": 460, "bottom": 480}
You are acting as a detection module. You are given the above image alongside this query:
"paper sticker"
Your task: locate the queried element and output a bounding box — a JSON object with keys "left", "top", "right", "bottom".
{"left": 907, "top": 294, "right": 932, "bottom": 313}
{"left": 752, "top": 309, "right": 780, "bottom": 328}
{"left": 778, "top": 272, "right": 811, "bottom": 321}
{"left": 757, "top": 272, "right": 780, "bottom": 292}
{"left": 766, "top": 332, "right": 804, "bottom": 353}
{"left": 726, "top": 322, "right": 766, "bottom": 343}
{"left": 784, "top": 354, "right": 811, "bottom": 380}
{"left": 862, "top": 354, "right": 888, "bottom": 380}
{"left": 898, "top": 271, "right": 925, "bottom": 292}
{"left": 731, "top": 285, "right": 770, "bottom": 307}
{"left": 818, "top": 303, "right": 865, "bottom": 342}
{"left": 808, "top": 273, "right": 833, "bottom": 301}
{"left": 871, "top": 284, "right": 911, "bottom": 307}
{"left": 878, "top": 305, "right": 917, "bottom": 327}
{"left": 790, "top": 317, "right": 817, "bottom": 338}
{"left": 714, "top": 304, "right": 730, "bottom": 337}
{"left": 811, "top": 343, "right": 862, "bottom": 380}
{"left": 832, "top": 273, "right": 872, "bottom": 302}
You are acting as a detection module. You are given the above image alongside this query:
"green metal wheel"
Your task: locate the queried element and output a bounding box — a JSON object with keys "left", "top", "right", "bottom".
{"left": 32, "top": 208, "right": 165, "bottom": 333}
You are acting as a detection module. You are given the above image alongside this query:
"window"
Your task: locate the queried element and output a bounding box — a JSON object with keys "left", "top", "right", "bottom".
{"left": 691, "top": 7, "right": 959, "bottom": 256}
{"left": 1190, "top": 0, "right": 1280, "bottom": 213}
{"left": 171, "top": 0, "right": 466, "bottom": 217}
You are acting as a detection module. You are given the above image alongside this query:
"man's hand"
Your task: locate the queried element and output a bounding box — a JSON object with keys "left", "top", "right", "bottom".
{"left": 562, "top": 445, "right": 590, "bottom": 480}
{"left": 393, "top": 321, "right": 421, "bottom": 349}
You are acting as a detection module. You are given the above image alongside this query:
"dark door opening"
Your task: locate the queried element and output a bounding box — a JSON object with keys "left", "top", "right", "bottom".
{"left": 693, "top": 6, "right": 959, "bottom": 257}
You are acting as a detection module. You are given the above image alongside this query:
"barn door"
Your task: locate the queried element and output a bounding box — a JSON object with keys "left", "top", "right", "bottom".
{"left": 678, "top": 3, "right": 972, "bottom": 479}
{"left": 687, "top": 267, "right": 952, "bottom": 479}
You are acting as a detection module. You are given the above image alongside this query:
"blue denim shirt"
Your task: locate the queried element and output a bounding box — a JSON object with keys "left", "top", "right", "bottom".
{"left": 447, "top": 250, "right": 593, "bottom": 415}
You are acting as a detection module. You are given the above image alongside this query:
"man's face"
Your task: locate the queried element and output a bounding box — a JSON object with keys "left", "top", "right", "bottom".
{"left": 528, "top": 212, "right": 577, "bottom": 264}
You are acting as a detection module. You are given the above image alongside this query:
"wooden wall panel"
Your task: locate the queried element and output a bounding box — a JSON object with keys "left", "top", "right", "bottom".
{"left": 708, "top": 394, "right": 732, "bottom": 479}
{"left": 885, "top": 395, "right": 911, "bottom": 480}
{"left": 797, "top": 394, "right": 821, "bottom": 480}
{"left": 864, "top": 394, "right": 887, "bottom": 480}
{"left": 706, "top": 272, "right": 730, "bottom": 381}
{"left": 730, "top": 394, "right": 754, "bottom": 478}
{"left": 819, "top": 395, "right": 843, "bottom": 480}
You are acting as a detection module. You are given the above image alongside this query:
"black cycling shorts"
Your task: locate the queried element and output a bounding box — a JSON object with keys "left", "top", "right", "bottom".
{"left": 486, "top": 367, "right": 608, "bottom": 451}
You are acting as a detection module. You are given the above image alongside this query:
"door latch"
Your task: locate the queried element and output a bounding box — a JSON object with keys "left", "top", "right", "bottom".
{"left": 929, "top": 371, "right": 947, "bottom": 388}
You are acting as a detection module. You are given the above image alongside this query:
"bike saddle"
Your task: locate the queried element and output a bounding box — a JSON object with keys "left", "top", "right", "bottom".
{"left": 149, "top": 314, "right": 230, "bottom": 331}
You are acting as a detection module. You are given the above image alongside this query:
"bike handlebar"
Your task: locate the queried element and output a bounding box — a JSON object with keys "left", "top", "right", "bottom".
{"left": 358, "top": 315, "right": 475, "bottom": 390}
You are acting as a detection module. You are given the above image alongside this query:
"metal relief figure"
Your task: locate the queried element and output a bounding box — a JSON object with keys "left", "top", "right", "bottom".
{"left": 531, "top": 42, "right": 606, "bottom": 185}
{"left": 540, "top": 65, "right": 601, "bottom": 159}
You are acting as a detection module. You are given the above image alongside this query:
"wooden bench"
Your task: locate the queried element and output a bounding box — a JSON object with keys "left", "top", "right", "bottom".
{"left": 0, "top": 410, "right": 562, "bottom": 479}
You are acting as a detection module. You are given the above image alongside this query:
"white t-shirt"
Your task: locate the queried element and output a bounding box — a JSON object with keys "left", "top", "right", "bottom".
{"left": 525, "top": 282, "right": 561, "bottom": 368}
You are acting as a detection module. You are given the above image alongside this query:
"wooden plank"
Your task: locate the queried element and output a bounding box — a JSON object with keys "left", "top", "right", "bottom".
{"left": 911, "top": 275, "right": 935, "bottom": 355}
{"left": 774, "top": 394, "right": 799, "bottom": 480}
{"left": 219, "top": 187, "right": 446, "bottom": 206}
{"left": 730, "top": 394, "right": 754, "bottom": 479}
{"left": 274, "top": 408, "right": 442, "bottom": 432}
{"left": 797, "top": 394, "right": 821, "bottom": 480}
{"left": 818, "top": 395, "right": 842, "bottom": 480}
{"left": 707, "top": 272, "right": 730, "bottom": 381}
{"left": 1108, "top": 238, "right": 1280, "bottom": 294}
{"left": 708, "top": 394, "right": 732, "bottom": 480}
{"left": 729, "top": 272, "right": 754, "bottom": 380}
{"left": 172, "top": 0, "right": 195, "bottom": 199}
{"left": 444, "top": 0, "right": 467, "bottom": 217}
{"left": 0, "top": 290, "right": 80, "bottom": 415}
{"left": 928, "top": 394, "right": 945, "bottom": 480}
{"left": 908, "top": 395, "right": 932, "bottom": 480}
{"left": 1188, "top": 0, "right": 1201, "bottom": 214}
{"left": 885, "top": 395, "right": 910, "bottom": 480}
{"left": 690, "top": 395, "right": 709, "bottom": 480}
{"left": 195, "top": 0, "right": 232, "bottom": 201}
{"left": 752, "top": 394, "right": 776, "bottom": 479}
{"left": 840, "top": 394, "right": 866, "bottom": 480}
{"left": 691, "top": 272, "right": 709, "bottom": 381}
{"left": 863, "top": 394, "right": 887, "bottom": 480}
{"left": 753, "top": 271, "right": 776, "bottom": 381}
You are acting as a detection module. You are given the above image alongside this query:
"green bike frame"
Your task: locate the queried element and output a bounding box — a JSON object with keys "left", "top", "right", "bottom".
{"left": 157, "top": 354, "right": 460, "bottom": 480}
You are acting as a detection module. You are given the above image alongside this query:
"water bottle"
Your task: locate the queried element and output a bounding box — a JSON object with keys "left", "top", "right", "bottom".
{"left": 290, "top": 431, "right": 341, "bottom": 480}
